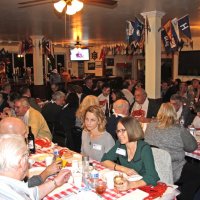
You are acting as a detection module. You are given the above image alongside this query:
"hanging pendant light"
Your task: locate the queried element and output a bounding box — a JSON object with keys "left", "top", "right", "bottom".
{"left": 54, "top": 0, "right": 67, "bottom": 13}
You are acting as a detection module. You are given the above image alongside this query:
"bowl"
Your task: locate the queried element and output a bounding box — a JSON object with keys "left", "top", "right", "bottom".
{"left": 95, "top": 180, "right": 107, "bottom": 194}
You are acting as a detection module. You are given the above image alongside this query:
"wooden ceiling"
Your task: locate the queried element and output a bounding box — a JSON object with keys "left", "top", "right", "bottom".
{"left": 0, "top": 0, "right": 200, "bottom": 46}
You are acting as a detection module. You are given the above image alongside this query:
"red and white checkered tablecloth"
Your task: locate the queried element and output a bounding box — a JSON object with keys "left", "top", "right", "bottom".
{"left": 31, "top": 146, "right": 175, "bottom": 200}
{"left": 185, "top": 142, "right": 200, "bottom": 160}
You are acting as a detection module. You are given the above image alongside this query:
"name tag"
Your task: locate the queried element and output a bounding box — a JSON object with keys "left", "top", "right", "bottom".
{"left": 93, "top": 144, "right": 102, "bottom": 151}
{"left": 116, "top": 148, "right": 126, "bottom": 156}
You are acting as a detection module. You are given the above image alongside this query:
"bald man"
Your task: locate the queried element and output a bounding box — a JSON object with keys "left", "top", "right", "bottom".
{"left": 106, "top": 99, "right": 129, "bottom": 141}
{"left": 130, "top": 88, "right": 161, "bottom": 123}
{"left": 0, "top": 117, "right": 28, "bottom": 137}
{"left": 0, "top": 117, "right": 61, "bottom": 188}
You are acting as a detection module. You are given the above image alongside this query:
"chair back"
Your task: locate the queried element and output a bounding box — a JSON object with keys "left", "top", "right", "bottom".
{"left": 152, "top": 147, "right": 174, "bottom": 184}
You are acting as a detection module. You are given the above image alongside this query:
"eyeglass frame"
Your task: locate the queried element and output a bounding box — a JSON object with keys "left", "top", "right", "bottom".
{"left": 116, "top": 129, "right": 126, "bottom": 134}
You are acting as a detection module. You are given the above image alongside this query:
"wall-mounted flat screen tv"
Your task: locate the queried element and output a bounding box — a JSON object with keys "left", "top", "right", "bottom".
{"left": 178, "top": 51, "right": 200, "bottom": 76}
{"left": 70, "top": 48, "right": 90, "bottom": 61}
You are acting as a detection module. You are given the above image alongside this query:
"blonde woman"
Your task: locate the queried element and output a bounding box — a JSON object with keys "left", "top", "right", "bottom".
{"left": 81, "top": 105, "right": 115, "bottom": 161}
{"left": 76, "top": 95, "right": 99, "bottom": 127}
{"left": 145, "top": 103, "right": 199, "bottom": 200}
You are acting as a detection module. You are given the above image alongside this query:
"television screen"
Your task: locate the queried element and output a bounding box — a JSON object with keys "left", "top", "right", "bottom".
{"left": 70, "top": 48, "right": 90, "bottom": 61}
{"left": 178, "top": 51, "right": 200, "bottom": 76}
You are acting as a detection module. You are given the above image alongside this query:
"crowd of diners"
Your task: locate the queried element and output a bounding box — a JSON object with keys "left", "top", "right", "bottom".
{"left": 0, "top": 76, "right": 200, "bottom": 199}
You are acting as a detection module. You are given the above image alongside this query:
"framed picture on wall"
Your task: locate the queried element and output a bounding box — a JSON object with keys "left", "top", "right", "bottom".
{"left": 88, "top": 62, "right": 95, "bottom": 70}
{"left": 106, "top": 58, "right": 114, "bottom": 66}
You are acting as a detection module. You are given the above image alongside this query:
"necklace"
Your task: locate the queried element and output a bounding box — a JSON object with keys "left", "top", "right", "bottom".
{"left": 89, "top": 132, "right": 103, "bottom": 145}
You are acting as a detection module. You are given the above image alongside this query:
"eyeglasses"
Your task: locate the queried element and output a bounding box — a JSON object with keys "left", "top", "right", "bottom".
{"left": 116, "top": 129, "right": 126, "bottom": 134}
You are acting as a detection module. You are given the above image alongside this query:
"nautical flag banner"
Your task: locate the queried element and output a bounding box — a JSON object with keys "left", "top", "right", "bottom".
{"left": 133, "top": 17, "right": 144, "bottom": 43}
{"left": 126, "top": 20, "right": 135, "bottom": 36}
{"left": 171, "top": 18, "right": 181, "bottom": 42}
{"left": 163, "top": 20, "right": 173, "bottom": 41}
{"left": 161, "top": 29, "right": 171, "bottom": 53}
{"left": 170, "top": 24, "right": 179, "bottom": 51}
{"left": 178, "top": 15, "right": 192, "bottom": 39}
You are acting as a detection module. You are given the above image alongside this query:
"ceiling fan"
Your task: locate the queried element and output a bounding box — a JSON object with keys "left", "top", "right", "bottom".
{"left": 18, "top": 0, "right": 118, "bottom": 9}
{"left": 59, "top": 36, "right": 94, "bottom": 49}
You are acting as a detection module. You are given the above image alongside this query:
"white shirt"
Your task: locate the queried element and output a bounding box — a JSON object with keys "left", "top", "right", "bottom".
{"left": 131, "top": 98, "right": 149, "bottom": 117}
{"left": 0, "top": 176, "right": 39, "bottom": 200}
{"left": 177, "top": 106, "right": 183, "bottom": 120}
{"left": 19, "top": 109, "right": 30, "bottom": 126}
{"left": 98, "top": 93, "right": 110, "bottom": 114}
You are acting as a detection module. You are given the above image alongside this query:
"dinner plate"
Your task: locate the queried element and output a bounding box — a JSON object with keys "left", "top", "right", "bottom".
{"left": 30, "top": 153, "right": 52, "bottom": 162}
{"left": 61, "top": 191, "right": 101, "bottom": 200}
{"left": 28, "top": 167, "right": 45, "bottom": 178}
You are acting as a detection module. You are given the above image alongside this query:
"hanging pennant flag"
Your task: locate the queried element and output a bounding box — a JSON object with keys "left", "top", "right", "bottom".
{"left": 171, "top": 18, "right": 181, "bottom": 42}
{"left": 133, "top": 17, "right": 144, "bottom": 42}
{"left": 161, "top": 29, "right": 171, "bottom": 54}
{"left": 163, "top": 20, "right": 173, "bottom": 41}
{"left": 178, "top": 15, "right": 192, "bottom": 39}
{"left": 163, "top": 20, "right": 179, "bottom": 51}
{"left": 126, "top": 20, "right": 135, "bottom": 44}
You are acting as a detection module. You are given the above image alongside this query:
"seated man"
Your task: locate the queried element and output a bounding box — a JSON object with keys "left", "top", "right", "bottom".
{"left": 0, "top": 134, "right": 71, "bottom": 199}
{"left": 170, "top": 94, "right": 195, "bottom": 127}
{"left": 42, "top": 91, "right": 65, "bottom": 132}
{"left": 14, "top": 98, "right": 52, "bottom": 140}
{"left": 106, "top": 99, "right": 129, "bottom": 141}
{"left": 0, "top": 117, "right": 61, "bottom": 187}
{"left": 19, "top": 85, "right": 41, "bottom": 112}
{"left": 130, "top": 88, "right": 161, "bottom": 123}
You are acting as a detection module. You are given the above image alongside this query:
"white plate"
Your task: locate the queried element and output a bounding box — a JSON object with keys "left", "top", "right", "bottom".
{"left": 28, "top": 167, "right": 45, "bottom": 178}
{"left": 30, "top": 153, "right": 52, "bottom": 162}
{"left": 126, "top": 174, "right": 143, "bottom": 182}
{"left": 61, "top": 191, "right": 101, "bottom": 200}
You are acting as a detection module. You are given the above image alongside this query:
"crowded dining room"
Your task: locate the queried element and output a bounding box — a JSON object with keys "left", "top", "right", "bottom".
{"left": 0, "top": 0, "right": 200, "bottom": 199}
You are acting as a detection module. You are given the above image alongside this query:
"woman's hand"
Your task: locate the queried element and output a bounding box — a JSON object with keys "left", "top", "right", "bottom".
{"left": 119, "top": 166, "right": 138, "bottom": 176}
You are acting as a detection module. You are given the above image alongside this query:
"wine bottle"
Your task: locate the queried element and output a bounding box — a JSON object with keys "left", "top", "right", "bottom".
{"left": 105, "top": 102, "right": 110, "bottom": 118}
{"left": 28, "top": 126, "right": 35, "bottom": 154}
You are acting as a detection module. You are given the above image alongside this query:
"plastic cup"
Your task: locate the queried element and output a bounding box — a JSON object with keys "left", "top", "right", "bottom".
{"left": 73, "top": 172, "right": 82, "bottom": 188}
{"left": 104, "top": 171, "right": 116, "bottom": 189}
{"left": 45, "top": 156, "right": 53, "bottom": 166}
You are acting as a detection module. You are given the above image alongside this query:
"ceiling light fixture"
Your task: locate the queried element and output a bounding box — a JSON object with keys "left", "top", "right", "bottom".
{"left": 54, "top": 0, "right": 83, "bottom": 15}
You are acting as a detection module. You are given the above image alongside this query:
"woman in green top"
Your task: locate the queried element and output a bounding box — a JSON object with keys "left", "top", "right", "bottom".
{"left": 101, "top": 117, "right": 159, "bottom": 190}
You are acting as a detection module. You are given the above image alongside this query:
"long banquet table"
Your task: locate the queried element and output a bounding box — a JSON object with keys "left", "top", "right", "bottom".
{"left": 31, "top": 145, "right": 178, "bottom": 200}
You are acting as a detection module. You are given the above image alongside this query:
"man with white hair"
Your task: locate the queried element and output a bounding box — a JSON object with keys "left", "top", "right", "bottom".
{"left": 0, "top": 134, "right": 70, "bottom": 199}
{"left": 0, "top": 117, "right": 61, "bottom": 187}
{"left": 106, "top": 99, "right": 129, "bottom": 141}
{"left": 42, "top": 91, "right": 65, "bottom": 132}
{"left": 14, "top": 98, "right": 52, "bottom": 140}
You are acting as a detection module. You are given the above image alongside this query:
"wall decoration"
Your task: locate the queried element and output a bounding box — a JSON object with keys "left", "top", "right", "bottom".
{"left": 106, "top": 58, "right": 114, "bottom": 66}
{"left": 88, "top": 62, "right": 95, "bottom": 70}
{"left": 91, "top": 51, "right": 98, "bottom": 60}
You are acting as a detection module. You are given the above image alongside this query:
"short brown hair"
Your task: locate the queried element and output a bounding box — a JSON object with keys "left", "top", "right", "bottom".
{"left": 83, "top": 105, "right": 106, "bottom": 132}
{"left": 118, "top": 117, "right": 144, "bottom": 142}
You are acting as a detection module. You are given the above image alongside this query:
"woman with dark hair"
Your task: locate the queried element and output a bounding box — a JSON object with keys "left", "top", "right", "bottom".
{"left": 111, "top": 89, "right": 126, "bottom": 103}
{"left": 81, "top": 105, "right": 115, "bottom": 161}
{"left": 101, "top": 117, "right": 159, "bottom": 190}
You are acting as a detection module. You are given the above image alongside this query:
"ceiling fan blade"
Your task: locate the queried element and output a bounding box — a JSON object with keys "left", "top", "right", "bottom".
{"left": 18, "top": 1, "right": 53, "bottom": 8}
{"left": 18, "top": 0, "right": 50, "bottom": 5}
{"left": 83, "top": 0, "right": 117, "bottom": 6}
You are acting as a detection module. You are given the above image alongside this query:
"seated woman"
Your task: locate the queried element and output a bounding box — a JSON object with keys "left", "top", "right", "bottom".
{"left": 145, "top": 103, "right": 199, "bottom": 200}
{"left": 101, "top": 117, "right": 159, "bottom": 189}
{"left": 81, "top": 105, "right": 115, "bottom": 161}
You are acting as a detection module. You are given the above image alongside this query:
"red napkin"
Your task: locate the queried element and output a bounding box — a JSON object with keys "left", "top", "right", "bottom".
{"left": 35, "top": 138, "right": 51, "bottom": 148}
{"left": 139, "top": 182, "right": 168, "bottom": 200}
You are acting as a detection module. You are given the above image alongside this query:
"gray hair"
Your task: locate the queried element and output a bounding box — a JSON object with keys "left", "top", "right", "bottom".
{"left": 52, "top": 91, "right": 65, "bottom": 101}
{"left": 0, "top": 134, "right": 27, "bottom": 172}
{"left": 17, "top": 97, "right": 30, "bottom": 107}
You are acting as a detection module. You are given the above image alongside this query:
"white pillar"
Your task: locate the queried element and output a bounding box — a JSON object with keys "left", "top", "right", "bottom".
{"left": 141, "top": 11, "right": 165, "bottom": 98}
{"left": 31, "top": 35, "right": 43, "bottom": 85}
